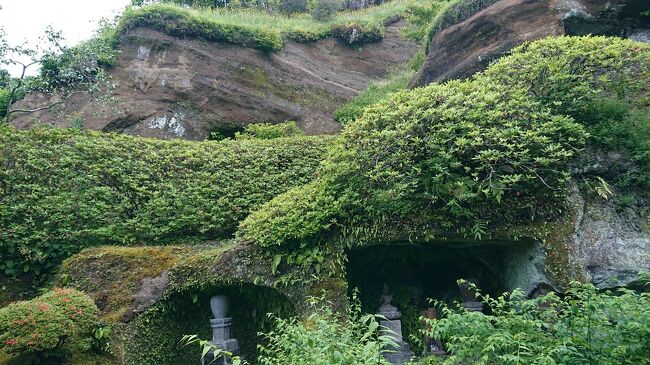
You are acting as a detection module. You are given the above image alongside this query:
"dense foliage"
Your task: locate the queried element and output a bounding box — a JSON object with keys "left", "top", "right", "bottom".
{"left": 240, "top": 79, "right": 586, "bottom": 248}
{"left": 239, "top": 36, "right": 649, "bottom": 251}
{"left": 119, "top": 1, "right": 415, "bottom": 51}
{"left": 480, "top": 36, "right": 650, "bottom": 191}
{"left": 183, "top": 295, "right": 394, "bottom": 365}
{"left": 258, "top": 295, "right": 394, "bottom": 365}
{"left": 0, "top": 126, "right": 330, "bottom": 277}
{"left": 423, "top": 281, "right": 650, "bottom": 365}
{"left": 0, "top": 288, "right": 99, "bottom": 357}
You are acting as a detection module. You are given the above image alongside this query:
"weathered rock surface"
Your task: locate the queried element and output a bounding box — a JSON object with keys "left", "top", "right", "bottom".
{"left": 411, "top": 0, "right": 650, "bottom": 86}
{"left": 12, "top": 22, "right": 417, "bottom": 140}
{"left": 569, "top": 190, "right": 650, "bottom": 289}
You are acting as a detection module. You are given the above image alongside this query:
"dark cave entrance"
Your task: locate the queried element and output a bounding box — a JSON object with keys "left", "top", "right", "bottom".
{"left": 346, "top": 241, "right": 546, "bottom": 353}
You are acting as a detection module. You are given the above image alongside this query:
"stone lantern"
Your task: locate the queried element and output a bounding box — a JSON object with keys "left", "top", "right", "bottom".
{"left": 204, "top": 295, "right": 239, "bottom": 365}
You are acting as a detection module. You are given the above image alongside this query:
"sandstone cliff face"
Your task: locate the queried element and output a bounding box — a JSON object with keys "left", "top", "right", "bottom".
{"left": 411, "top": 0, "right": 650, "bottom": 86}
{"left": 12, "top": 21, "right": 417, "bottom": 140}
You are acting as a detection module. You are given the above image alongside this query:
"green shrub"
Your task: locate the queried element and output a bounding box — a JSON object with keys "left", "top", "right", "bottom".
{"left": 423, "top": 280, "right": 650, "bottom": 365}
{"left": 480, "top": 36, "right": 650, "bottom": 190}
{"left": 334, "top": 70, "right": 413, "bottom": 124}
{"left": 0, "top": 126, "right": 331, "bottom": 277}
{"left": 257, "top": 295, "right": 394, "bottom": 365}
{"left": 240, "top": 80, "right": 586, "bottom": 248}
{"left": 480, "top": 36, "right": 650, "bottom": 119}
{"left": 0, "top": 288, "right": 99, "bottom": 357}
{"left": 235, "top": 121, "right": 304, "bottom": 140}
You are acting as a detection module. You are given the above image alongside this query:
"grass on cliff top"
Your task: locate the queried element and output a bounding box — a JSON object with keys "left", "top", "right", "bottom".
{"left": 119, "top": 0, "right": 417, "bottom": 51}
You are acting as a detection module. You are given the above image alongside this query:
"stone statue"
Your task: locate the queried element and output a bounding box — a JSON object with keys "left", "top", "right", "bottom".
{"left": 377, "top": 284, "right": 413, "bottom": 365}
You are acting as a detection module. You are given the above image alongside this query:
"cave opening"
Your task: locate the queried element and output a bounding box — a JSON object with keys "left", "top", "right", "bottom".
{"left": 346, "top": 240, "right": 546, "bottom": 353}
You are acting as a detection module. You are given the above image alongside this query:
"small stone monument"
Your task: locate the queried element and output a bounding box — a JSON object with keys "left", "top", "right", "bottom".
{"left": 204, "top": 295, "right": 239, "bottom": 365}
{"left": 378, "top": 284, "right": 414, "bottom": 365}
{"left": 458, "top": 278, "right": 484, "bottom": 312}
{"left": 421, "top": 308, "right": 445, "bottom": 356}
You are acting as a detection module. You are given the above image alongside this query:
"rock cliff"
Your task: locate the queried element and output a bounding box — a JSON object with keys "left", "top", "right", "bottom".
{"left": 411, "top": 0, "right": 650, "bottom": 86}
{"left": 11, "top": 21, "right": 417, "bottom": 140}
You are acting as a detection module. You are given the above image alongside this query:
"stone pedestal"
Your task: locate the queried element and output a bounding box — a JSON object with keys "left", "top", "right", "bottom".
{"left": 203, "top": 296, "right": 240, "bottom": 365}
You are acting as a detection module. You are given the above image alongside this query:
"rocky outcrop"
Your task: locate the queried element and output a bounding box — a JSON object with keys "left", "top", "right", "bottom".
{"left": 12, "top": 21, "right": 417, "bottom": 140}
{"left": 411, "top": 0, "right": 650, "bottom": 86}
{"left": 569, "top": 190, "right": 650, "bottom": 289}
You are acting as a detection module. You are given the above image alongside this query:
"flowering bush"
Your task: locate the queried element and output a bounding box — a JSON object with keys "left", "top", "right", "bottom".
{"left": 0, "top": 288, "right": 99, "bottom": 357}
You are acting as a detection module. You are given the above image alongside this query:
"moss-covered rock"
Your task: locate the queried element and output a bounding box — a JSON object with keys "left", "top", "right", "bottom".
{"left": 57, "top": 240, "right": 347, "bottom": 364}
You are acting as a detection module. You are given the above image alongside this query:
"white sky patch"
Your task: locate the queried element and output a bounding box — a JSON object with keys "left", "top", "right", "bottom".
{"left": 0, "top": 0, "right": 131, "bottom": 76}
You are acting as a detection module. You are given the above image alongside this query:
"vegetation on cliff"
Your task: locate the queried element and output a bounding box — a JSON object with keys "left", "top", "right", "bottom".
{"left": 119, "top": 0, "right": 413, "bottom": 51}
{"left": 424, "top": 280, "right": 650, "bottom": 365}
{"left": 239, "top": 36, "right": 649, "bottom": 252}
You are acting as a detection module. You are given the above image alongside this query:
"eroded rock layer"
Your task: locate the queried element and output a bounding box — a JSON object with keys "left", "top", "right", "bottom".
{"left": 12, "top": 22, "right": 417, "bottom": 139}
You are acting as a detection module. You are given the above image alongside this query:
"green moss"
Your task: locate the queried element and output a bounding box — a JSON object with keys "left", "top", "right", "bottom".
{"left": 59, "top": 246, "right": 196, "bottom": 323}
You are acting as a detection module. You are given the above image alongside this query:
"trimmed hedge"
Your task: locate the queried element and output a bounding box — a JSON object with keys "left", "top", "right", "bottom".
{"left": 0, "top": 288, "right": 99, "bottom": 356}
{"left": 0, "top": 126, "right": 331, "bottom": 276}
{"left": 239, "top": 36, "right": 649, "bottom": 249}
{"left": 235, "top": 121, "right": 305, "bottom": 140}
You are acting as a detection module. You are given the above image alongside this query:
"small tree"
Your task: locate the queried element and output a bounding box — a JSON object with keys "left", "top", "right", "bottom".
{"left": 312, "top": 0, "right": 341, "bottom": 22}
{"left": 279, "top": 0, "right": 308, "bottom": 15}
{"left": 0, "top": 24, "right": 116, "bottom": 123}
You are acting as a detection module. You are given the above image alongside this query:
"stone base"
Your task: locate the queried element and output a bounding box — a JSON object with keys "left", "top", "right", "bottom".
{"left": 463, "top": 301, "right": 484, "bottom": 312}
{"left": 383, "top": 342, "right": 413, "bottom": 365}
